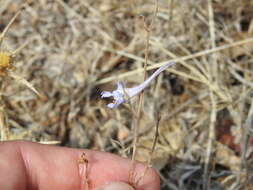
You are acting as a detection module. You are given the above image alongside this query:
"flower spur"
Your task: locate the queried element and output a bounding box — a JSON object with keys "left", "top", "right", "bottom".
{"left": 101, "top": 62, "right": 175, "bottom": 108}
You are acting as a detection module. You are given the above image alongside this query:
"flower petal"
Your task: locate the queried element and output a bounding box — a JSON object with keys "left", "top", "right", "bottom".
{"left": 101, "top": 91, "right": 113, "bottom": 98}
{"left": 116, "top": 82, "right": 124, "bottom": 91}
{"left": 107, "top": 98, "right": 124, "bottom": 108}
{"left": 101, "top": 62, "right": 176, "bottom": 108}
{"left": 107, "top": 103, "right": 116, "bottom": 108}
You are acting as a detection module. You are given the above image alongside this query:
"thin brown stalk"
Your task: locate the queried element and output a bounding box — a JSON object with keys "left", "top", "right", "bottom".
{"left": 129, "top": 0, "right": 159, "bottom": 185}
{"left": 135, "top": 114, "right": 161, "bottom": 186}
{"left": 0, "top": 104, "right": 8, "bottom": 140}
{"left": 0, "top": 11, "right": 20, "bottom": 46}
{"left": 240, "top": 98, "right": 253, "bottom": 178}
{"left": 131, "top": 0, "right": 158, "bottom": 162}
{"left": 204, "top": 0, "right": 218, "bottom": 189}
{"left": 168, "top": 0, "right": 174, "bottom": 30}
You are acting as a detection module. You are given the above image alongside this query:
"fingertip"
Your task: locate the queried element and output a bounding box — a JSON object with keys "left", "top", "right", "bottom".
{"left": 148, "top": 167, "right": 160, "bottom": 190}
{"left": 136, "top": 166, "right": 160, "bottom": 190}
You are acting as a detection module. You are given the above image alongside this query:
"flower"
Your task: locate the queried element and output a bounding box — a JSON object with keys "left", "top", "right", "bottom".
{"left": 101, "top": 62, "right": 175, "bottom": 108}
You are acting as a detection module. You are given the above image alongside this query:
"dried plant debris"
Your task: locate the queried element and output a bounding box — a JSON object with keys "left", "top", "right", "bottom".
{"left": 1, "top": 0, "right": 253, "bottom": 189}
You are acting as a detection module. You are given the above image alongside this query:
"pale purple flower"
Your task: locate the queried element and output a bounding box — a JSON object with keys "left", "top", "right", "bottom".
{"left": 101, "top": 62, "right": 175, "bottom": 108}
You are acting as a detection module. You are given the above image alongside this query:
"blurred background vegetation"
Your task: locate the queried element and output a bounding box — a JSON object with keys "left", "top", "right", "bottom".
{"left": 1, "top": 0, "right": 253, "bottom": 189}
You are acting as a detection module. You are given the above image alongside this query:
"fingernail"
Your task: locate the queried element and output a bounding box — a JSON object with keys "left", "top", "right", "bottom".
{"left": 92, "top": 181, "right": 135, "bottom": 190}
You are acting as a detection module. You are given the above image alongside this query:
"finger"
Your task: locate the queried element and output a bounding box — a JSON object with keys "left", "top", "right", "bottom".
{"left": 0, "top": 141, "right": 160, "bottom": 190}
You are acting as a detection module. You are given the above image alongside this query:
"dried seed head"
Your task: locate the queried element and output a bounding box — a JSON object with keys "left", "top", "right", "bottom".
{"left": 0, "top": 11, "right": 41, "bottom": 97}
{"left": 0, "top": 52, "right": 14, "bottom": 75}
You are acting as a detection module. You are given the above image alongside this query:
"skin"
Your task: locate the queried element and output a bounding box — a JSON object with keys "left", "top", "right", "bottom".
{"left": 0, "top": 141, "right": 160, "bottom": 190}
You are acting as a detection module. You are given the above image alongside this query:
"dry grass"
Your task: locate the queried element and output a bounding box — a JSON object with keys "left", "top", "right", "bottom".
{"left": 1, "top": 0, "right": 253, "bottom": 189}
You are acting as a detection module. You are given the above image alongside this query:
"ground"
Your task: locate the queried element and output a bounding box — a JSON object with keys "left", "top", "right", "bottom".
{"left": 0, "top": 0, "right": 253, "bottom": 189}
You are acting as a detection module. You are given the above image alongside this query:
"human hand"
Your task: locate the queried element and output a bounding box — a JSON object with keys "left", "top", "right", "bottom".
{"left": 0, "top": 141, "right": 159, "bottom": 190}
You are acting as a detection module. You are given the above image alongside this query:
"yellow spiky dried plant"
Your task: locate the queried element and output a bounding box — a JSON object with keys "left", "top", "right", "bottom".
{"left": 0, "top": 10, "right": 41, "bottom": 140}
